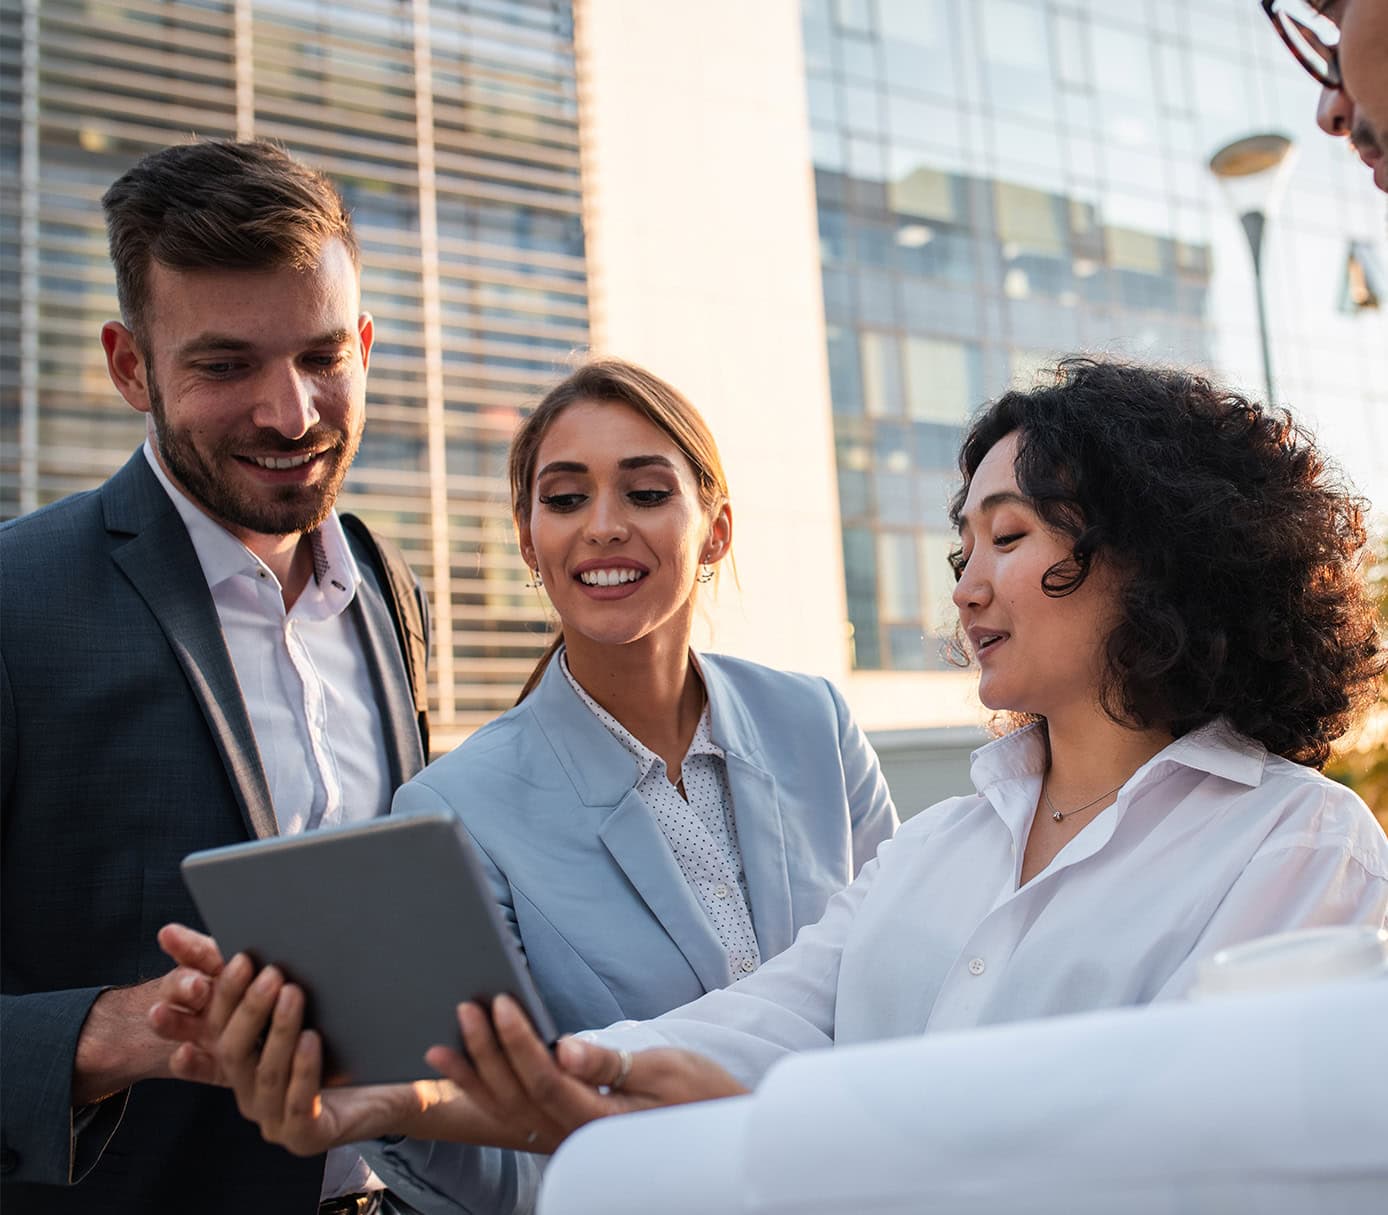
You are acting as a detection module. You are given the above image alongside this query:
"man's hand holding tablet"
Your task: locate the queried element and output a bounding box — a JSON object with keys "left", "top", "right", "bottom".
{"left": 154, "top": 939, "right": 458, "bottom": 1152}
{"left": 156, "top": 929, "right": 747, "bottom": 1154}
{"left": 171, "top": 814, "right": 558, "bottom": 1087}
{"left": 153, "top": 813, "right": 751, "bottom": 1155}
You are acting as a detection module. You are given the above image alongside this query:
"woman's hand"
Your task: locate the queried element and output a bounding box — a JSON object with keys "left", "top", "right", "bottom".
{"left": 426, "top": 994, "right": 749, "bottom": 1154}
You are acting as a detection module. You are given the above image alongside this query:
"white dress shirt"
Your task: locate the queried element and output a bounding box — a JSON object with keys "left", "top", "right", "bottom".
{"left": 560, "top": 651, "right": 761, "bottom": 978}
{"left": 144, "top": 442, "right": 390, "bottom": 833}
{"left": 145, "top": 442, "right": 389, "bottom": 1197}
{"left": 588, "top": 720, "right": 1388, "bottom": 1087}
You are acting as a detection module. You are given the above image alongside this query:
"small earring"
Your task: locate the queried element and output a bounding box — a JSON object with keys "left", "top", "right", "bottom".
{"left": 697, "top": 564, "right": 714, "bottom": 584}
{"left": 526, "top": 569, "right": 543, "bottom": 588}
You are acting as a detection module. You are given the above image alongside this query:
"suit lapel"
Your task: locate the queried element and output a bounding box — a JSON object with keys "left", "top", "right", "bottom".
{"left": 349, "top": 573, "right": 425, "bottom": 789}
{"left": 531, "top": 657, "right": 733, "bottom": 992}
{"left": 103, "top": 454, "right": 277, "bottom": 840}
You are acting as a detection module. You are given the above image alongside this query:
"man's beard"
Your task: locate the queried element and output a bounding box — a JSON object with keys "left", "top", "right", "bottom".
{"left": 148, "top": 370, "right": 360, "bottom": 538}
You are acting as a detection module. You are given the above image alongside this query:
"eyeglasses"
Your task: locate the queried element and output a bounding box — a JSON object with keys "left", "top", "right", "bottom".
{"left": 1262, "top": 0, "right": 1342, "bottom": 89}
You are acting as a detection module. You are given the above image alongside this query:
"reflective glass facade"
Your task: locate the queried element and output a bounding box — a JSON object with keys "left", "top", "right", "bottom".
{"left": 803, "top": 0, "right": 1387, "bottom": 671}
{"left": 0, "top": 0, "right": 586, "bottom": 744}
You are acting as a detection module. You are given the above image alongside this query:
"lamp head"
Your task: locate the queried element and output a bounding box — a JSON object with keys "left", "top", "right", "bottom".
{"left": 1208, "top": 132, "right": 1297, "bottom": 220}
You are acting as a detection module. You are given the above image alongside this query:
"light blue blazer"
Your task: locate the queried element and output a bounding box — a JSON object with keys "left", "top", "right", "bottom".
{"left": 368, "top": 650, "right": 897, "bottom": 1213}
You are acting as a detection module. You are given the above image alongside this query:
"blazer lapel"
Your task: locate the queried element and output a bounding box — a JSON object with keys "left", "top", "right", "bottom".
{"left": 723, "top": 754, "right": 795, "bottom": 959}
{"left": 701, "top": 656, "right": 795, "bottom": 959}
{"left": 531, "top": 657, "right": 733, "bottom": 993}
{"left": 597, "top": 792, "right": 733, "bottom": 992}
{"left": 103, "top": 453, "right": 277, "bottom": 840}
{"left": 349, "top": 573, "right": 426, "bottom": 789}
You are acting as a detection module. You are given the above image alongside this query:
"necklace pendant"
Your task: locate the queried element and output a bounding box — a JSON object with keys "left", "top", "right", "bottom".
{"left": 1051, "top": 810, "right": 1064, "bottom": 822}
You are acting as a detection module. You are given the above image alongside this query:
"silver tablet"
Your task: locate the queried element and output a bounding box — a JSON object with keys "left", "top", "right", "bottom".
{"left": 181, "top": 812, "right": 557, "bottom": 1087}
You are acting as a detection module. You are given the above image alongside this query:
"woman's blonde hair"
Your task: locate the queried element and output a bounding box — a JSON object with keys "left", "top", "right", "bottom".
{"left": 510, "top": 358, "right": 731, "bottom": 701}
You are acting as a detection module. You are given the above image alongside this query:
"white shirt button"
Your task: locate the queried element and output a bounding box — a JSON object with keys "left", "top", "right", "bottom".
{"left": 968, "top": 957, "right": 986, "bottom": 976}
{"left": 739, "top": 958, "right": 756, "bottom": 973}
{"left": 715, "top": 884, "right": 730, "bottom": 899}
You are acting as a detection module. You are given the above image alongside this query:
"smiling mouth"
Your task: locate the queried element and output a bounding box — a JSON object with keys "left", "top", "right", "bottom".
{"left": 975, "top": 632, "right": 1007, "bottom": 653}
{"left": 242, "top": 451, "right": 323, "bottom": 471}
{"left": 577, "top": 568, "right": 647, "bottom": 587}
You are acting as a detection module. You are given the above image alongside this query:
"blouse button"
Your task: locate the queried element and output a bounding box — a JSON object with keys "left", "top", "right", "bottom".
{"left": 714, "top": 884, "right": 730, "bottom": 899}
{"left": 739, "top": 958, "right": 756, "bottom": 974}
{"left": 968, "top": 957, "right": 986, "bottom": 976}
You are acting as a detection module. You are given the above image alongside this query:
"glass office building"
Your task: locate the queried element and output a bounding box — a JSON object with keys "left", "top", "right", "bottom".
{"left": 0, "top": 0, "right": 587, "bottom": 744}
{"left": 802, "top": 0, "right": 1387, "bottom": 671}
{"left": 3, "top": 0, "right": 1383, "bottom": 771}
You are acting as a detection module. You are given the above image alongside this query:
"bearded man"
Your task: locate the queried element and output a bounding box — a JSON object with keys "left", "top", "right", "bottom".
{"left": 1, "top": 140, "right": 428, "bottom": 1215}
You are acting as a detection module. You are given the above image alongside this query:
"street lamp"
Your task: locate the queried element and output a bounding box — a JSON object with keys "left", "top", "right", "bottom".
{"left": 1208, "top": 132, "right": 1296, "bottom": 404}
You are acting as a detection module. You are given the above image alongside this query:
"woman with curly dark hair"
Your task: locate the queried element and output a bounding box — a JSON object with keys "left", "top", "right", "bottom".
{"left": 193, "top": 358, "right": 1388, "bottom": 1168}
{"left": 950, "top": 355, "right": 1382, "bottom": 771}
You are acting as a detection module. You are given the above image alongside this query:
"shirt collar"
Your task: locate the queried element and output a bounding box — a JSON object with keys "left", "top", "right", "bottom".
{"left": 968, "top": 718, "right": 1270, "bottom": 881}
{"left": 558, "top": 648, "right": 723, "bottom": 782}
{"left": 968, "top": 717, "right": 1268, "bottom": 806}
{"left": 686, "top": 702, "right": 724, "bottom": 760}
{"left": 1141, "top": 718, "right": 1267, "bottom": 788}
{"left": 142, "top": 439, "right": 360, "bottom": 615}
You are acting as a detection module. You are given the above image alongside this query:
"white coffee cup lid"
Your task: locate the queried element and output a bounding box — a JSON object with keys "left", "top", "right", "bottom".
{"left": 1192, "top": 925, "right": 1388, "bottom": 998}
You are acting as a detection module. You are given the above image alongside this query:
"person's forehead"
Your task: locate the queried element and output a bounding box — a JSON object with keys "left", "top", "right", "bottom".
{"left": 143, "top": 242, "right": 360, "bottom": 339}
{"left": 968, "top": 434, "right": 1021, "bottom": 492}
{"left": 957, "top": 434, "right": 1024, "bottom": 525}
{"left": 146, "top": 237, "right": 355, "bottom": 292}
{"left": 539, "top": 400, "right": 682, "bottom": 459}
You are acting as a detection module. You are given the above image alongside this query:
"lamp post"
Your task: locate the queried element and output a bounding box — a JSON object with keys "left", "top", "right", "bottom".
{"left": 1208, "top": 132, "right": 1296, "bottom": 404}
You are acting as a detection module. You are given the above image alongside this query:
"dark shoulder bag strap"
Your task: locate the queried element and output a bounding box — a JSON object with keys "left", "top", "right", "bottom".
{"left": 340, "top": 512, "right": 430, "bottom": 757}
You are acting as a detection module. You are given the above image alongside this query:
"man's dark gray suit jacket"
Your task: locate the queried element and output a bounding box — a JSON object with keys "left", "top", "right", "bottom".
{"left": 0, "top": 450, "right": 427, "bottom": 1213}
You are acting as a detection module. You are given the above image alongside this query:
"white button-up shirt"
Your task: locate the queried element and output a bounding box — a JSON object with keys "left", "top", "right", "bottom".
{"left": 589, "top": 720, "right": 1388, "bottom": 1087}
{"left": 145, "top": 442, "right": 390, "bottom": 833}
{"left": 145, "top": 442, "right": 388, "bottom": 1197}
{"left": 560, "top": 651, "right": 762, "bottom": 978}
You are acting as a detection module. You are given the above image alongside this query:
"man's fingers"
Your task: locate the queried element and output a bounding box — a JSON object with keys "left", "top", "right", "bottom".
{"left": 207, "top": 953, "right": 255, "bottom": 1032}
{"left": 157, "top": 923, "right": 224, "bottom": 975}
{"left": 217, "top": 964, "right": 283, "bottom": 1093}
{"left": 168, "top": 967, "right": 211, "bottom": 1010}
{"left": 150, "top": 1000, "right": 209, "bottom": 1044}
{"left": 277, "top": 1029, "right": 328, "bottom": 1153}
{"left": 170, "top": 1042, "right": 222, "bottom": 1085}
{"left": 253, "top": 983, "right": 306, "bottom": 1111}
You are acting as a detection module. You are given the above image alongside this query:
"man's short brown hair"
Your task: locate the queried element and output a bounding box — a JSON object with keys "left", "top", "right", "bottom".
{"left": 101, "top": 139, "right": 359, "bottom": 339}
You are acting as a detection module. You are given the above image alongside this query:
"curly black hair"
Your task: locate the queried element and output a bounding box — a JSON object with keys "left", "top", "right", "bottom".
{"left": 948, "top": 357, "right": 1383, "bottom": 768}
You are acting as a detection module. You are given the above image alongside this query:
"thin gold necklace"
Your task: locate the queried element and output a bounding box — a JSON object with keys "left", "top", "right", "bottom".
{"left": 1043, "top": 778, "right": 1125, "bottom": 823}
